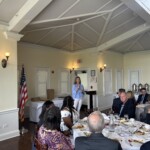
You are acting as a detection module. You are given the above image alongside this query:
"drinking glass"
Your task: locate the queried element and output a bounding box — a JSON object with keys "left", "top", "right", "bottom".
{"left": 114, "top": 114, "right": 120, "bottom": 120}
{"left": 124, "top": 114, "right": 129, "bottom": 121}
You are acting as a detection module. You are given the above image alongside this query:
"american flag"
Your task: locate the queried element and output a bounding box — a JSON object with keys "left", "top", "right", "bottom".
{"left": 19, "top": 66, "right": 28, "bottom": 122}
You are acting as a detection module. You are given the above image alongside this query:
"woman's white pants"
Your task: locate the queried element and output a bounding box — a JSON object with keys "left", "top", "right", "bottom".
{"left": 74, "top": 99, "right": 82, "bottom": 113}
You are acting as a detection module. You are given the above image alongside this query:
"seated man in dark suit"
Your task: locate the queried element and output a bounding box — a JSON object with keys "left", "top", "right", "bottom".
{"left": 112, "top": 89, "right": 125, "bottom": 114}
{"left": 75, "top": 111, "right": 122, "bottom": 150}
{"left": 119, "top": 92, "right": 135, "bottom": 118}
{"left": 137, "top": 88, "right": 149, "bottom": 104}
{"left": 140, "top": 141, "right": 150, "bottom": 150}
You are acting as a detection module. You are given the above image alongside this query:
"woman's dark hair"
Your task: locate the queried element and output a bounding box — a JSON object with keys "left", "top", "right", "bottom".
{"left": 61, "top": 96, "right": 74, "bottom": 122}
{"left": 39, "top": 100, "right": 54, "bottom": 120}
{"left": 74, "top": 76, "right": 81, "bottom": 84}
{"left": 43, "top": 106, "right": 61, "bottom": 130}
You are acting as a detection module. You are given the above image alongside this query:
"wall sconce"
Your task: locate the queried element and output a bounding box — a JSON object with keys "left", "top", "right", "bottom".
{"left": 100, "top": 64, "right": 106, "bottom": 72}
{"left": 70, "top": 67, "right": 74, "bottom": 73}
{"left": 1, "top": 52, "right": 10, "bottom": 68}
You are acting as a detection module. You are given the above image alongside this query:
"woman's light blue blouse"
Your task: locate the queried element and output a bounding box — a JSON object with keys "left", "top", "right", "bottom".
{"left": 72, "top": 84, "right": 84, "bottom": 100}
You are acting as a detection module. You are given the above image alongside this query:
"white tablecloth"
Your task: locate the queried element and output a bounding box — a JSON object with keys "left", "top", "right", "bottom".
{"left": 29, "top": 98, "right": 63, "bottom": 122}
{"left": 53, "top": 98, "right": 64, "bottom": 109}
{"left": 73, "top": 120, "right": 150, "bottom": 150}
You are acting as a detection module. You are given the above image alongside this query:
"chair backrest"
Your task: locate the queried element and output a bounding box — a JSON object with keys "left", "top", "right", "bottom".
{"left": 34, "top": 137, "right": 48, "bottom": 150}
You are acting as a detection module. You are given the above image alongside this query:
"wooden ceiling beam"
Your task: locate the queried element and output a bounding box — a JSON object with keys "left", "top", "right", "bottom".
{"left": 121, "top": 0, "right": 150, "bottom": 24}
{"left": 96, "top": 23, "right": 150, "bottom": 52}
{"left": 8, "top": 0, "right": 53, "bottom": 32}
{"left": 30, "top": 10, "right": 111, "bottom": 25}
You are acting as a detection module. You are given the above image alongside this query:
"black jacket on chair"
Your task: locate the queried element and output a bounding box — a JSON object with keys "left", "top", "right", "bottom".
{"left": 75, "top": 133, "right": 122, "bottom": 150}
{"left": 137, "top": 93, "right": 149, "bottom": 104}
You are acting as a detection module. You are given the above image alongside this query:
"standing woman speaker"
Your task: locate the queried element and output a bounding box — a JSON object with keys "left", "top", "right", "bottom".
{"left": 72, "top": 76, "right": 84, "bottom": 114}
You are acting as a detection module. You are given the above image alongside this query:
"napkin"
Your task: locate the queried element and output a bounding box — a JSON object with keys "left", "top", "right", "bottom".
{"left": 81, "top": 117, "right": 87, "bottom": 122}
{"left": 102, "top": 113, "right": 110, "bottom": 121}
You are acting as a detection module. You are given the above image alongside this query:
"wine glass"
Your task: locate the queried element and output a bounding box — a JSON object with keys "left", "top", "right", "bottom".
{"left": 124, "top": 114, "right": 129, "bottom": 121}
{"left": 114, "top": 113, "right": 119, "bottom": 120}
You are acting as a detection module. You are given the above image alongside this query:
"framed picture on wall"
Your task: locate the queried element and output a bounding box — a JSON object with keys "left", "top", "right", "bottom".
{"left": 91, "top": 70, "right": 95, "bottom": 76}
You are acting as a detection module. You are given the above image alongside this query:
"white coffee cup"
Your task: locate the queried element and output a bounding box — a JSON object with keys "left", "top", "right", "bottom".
{"left": 129, "top": 118, "right": 135, "bottom": 123}
{"left": 145, "top": 124, "right": 150, "bottom": 130}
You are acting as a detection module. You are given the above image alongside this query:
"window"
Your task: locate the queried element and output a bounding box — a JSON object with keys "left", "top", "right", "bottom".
{"left": 129, "top": 70, "right": 140, "bottom": 89}
{"left": 59, "top": 70, "right": 70, "bottom": 95}
{"left": 116, "top": 69, "right": 123, "bottom": 91}
{"left": 35, "top": 68, "right": 50, "bottom": 98}
{"left": 103, "top": 68, "right": 112, "bottom": 95}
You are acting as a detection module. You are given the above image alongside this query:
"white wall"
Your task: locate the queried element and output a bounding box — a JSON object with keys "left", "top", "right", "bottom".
{"left": 124, "top": 50, "right": 150, "bottom": 90}
{"left": 0, "top": 108, "right": 19, "bottom": 141}
{"left": 18, "top": 43, "right": 74, "bottom": 98}
{"left": 0, "top": 30, "right": 18, "bottom": 110}
{"left": 0, "top": 29, "right": 19, "bottom": 140}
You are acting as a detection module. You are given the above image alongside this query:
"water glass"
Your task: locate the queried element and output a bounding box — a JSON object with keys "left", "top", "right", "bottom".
{"left": 124, "top": 114, "right": 129, "bottom": 121}
{"left": 114, "top": 114, "right": 120, "bottom": 120}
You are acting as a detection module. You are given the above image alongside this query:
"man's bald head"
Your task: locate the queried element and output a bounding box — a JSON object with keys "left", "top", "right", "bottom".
{"left": 87, "top": 111, "right": 104, "bottom": 133}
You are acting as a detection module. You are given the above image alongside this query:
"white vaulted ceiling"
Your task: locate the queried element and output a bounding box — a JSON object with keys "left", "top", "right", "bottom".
{"left": 1, "top": 0, "right": 150, "bottom": 53}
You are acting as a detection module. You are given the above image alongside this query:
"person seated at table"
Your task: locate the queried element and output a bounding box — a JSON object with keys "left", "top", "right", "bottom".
{"left": 140, "top": 141, "right": 150, "bottom": 150}
{"left": 38, "top": 106, "right": 73, "bottom": 150}
{"left": 75, "top": 111, "right": 122, "bottom": 150}
{"left": 119, "top": 92, "right": 135, "bottom": 118}
{"left": 32, "top": 100, "right": 55, "bottom": 150}
{"left": 112, "top": 88, "right": 125, "bottom": 114}
{"left": 136, "top": 88, "right": 149, "bottom": 104}
{"left": 60, "top": 95, "right": 79, "bottom": 136}
{"left": 127, "top": 90, "right": 136, "bottom": 105}
{"left": 38, "top": 100, "right": 54, "bottom": 127}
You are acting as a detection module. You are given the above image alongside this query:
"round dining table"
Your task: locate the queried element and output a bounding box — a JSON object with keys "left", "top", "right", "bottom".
{"left": 72, "top": 115, "right": 150, "bottom": 150}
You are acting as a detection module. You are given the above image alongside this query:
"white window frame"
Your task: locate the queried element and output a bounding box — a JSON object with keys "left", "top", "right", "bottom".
{"left": 128, "top": 69, "right": 141, "bottom": 90}
{"left": 58, "top": 69, "right": 70, "bottom": 95}
{"left": 35, "top": 67, "right": 50, "bottom": 98}
{"left": 115, "top": 69, "right": 123, "bottom": 92}
{"left": 103, "top": 68, "right": 112, "bottom": 95}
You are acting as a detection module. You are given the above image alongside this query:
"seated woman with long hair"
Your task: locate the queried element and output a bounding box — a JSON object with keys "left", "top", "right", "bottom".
{"left": 38, "top": 100, "right": 54, "bottom": 127}
{"left": 126, "top": 90, "right": 136, "bottom": 105}
{"left": 33, "top": 101, "right": 54, "bottom": 150}
{"left": 38, "top": 106, "right": 73, "bottom": 150}
{"left": 60, "top": 95, "right": 79, "bottom": 135}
